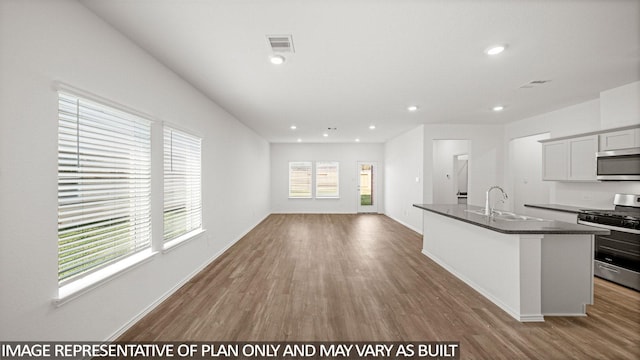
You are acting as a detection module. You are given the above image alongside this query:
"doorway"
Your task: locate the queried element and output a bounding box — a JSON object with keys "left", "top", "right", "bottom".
{"left": 433, "top": 140, "right": 470, "bottom": 204}
{"left": 357, "top": 161, "right": 378, "bottom": 213}
{"left": 454, "top": 154, "right": 469, "bottom": 204}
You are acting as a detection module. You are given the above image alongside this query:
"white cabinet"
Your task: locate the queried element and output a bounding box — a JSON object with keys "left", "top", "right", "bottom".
{"left": 540, "top": 125, "right": 638, "bottom": 182}
{"left": 541, "top": 135, "right": 597, "bottom": 181}
{"left": 599, "top": 128, "right": 639, "bottom": 151}
{"left": 568, "top": 135, "right": 598, "bottom": 181}
{"left": 542, "top": 141, "right": 567, "bottom": 180}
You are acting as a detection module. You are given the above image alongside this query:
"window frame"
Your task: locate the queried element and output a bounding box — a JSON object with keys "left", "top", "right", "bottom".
{"left": 288, "top": 161, "right": 313, "bottom": 199}
{"left": 315, "top": 161, "right": 340, "bottom": 199}
{"left": 163, "top": 126, "right": 204, "bottom": 249}
{"left": 56, "top": 88, "right": 154, "bottom": 301}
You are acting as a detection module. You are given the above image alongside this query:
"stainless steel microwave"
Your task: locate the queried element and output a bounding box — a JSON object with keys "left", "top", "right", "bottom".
{"left": 596, "top": 148, "right": 640, "bottom": 181}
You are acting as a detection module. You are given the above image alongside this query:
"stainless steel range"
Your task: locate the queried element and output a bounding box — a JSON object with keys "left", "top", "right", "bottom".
{"left": 578, "top": 194, "right": 640, "bottom": 291}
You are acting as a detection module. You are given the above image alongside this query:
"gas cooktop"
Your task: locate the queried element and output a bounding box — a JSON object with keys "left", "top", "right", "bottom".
{"left": 581, "top": 209, "right": 640, "bottom": 220}
{"left": 578, "top": 194, "right": 640, "bottom": 231}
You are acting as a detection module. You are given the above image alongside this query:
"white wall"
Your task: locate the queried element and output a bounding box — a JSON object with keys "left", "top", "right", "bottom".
{"left": 600, "top": 81, "right": 640, "bottom": 129}
{"left": 432, "top": 140, "right": 469, "bottom": 204}
{"left": 504, "top": 99, "right": 601, "bottom": 140}
{"left": 384, "top": 125, "right": 423, "bottom": 233}
{"left": 507, "top": 133, "right": 551, "bottom": 213}
{"left": 423, "top": 125, "right": 505, "bottom": 207}
{"left": 271, "top": 143, "right": 384, "bottom": 213}
{"left": 504, "top": 82, "right": 640, "bottom": 209}
{"left": 0, "top": 0, "right": 270, "bottom": 341}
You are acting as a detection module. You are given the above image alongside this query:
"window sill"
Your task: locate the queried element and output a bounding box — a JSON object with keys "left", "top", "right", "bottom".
{"left": 55, "top": 249, "right": 157, "bottom": 307}
{"left": 163, "top": 228, "right": 206, "bottom": 253}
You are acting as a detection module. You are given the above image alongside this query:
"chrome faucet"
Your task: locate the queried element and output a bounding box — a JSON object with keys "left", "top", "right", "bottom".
{"left": 485, "top": 186, "right": 508, "bottom": 215}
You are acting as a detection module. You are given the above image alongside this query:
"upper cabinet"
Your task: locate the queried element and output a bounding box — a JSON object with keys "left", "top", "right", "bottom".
{"left": 540, "top": 125, "right": 639, "bottom": 182}
{"left": 599, "top": 128, "right": 640, "bottom": 151}
{"left": 542, "top": 135, "right": 597, "bottom": 181}
{"left": 542, "top": 140, "right": 567, "bottom": 181}
{"left": 567, "top": 135, "right": 598, "bottom": 181}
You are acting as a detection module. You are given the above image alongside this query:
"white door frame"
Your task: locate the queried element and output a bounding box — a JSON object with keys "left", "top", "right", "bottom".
{"left": 357, "top": 161, "right": 378, "bottom": 213}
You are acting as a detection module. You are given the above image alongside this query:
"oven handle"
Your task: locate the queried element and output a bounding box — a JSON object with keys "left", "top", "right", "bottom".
{"left": 598, "top": 264, "right": 620, "bottom": 273}
{"left": 577, "top": 220, "right": 640, "bottom": 235}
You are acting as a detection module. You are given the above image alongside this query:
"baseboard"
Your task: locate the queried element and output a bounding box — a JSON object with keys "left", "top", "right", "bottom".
{"left": 421, "top": 249, "right": 544, "bottom": 323}
{"left": 270, "top": 211, "right": 356, "bottom": 214}
{"left": 106, "top": 213, "right": 271, "bottom": 341}
{"left": 518, "top": 314, "right": 546, "bottom": 322}
{"left": 542, "top": 313, "right": 587, "bottom": 317}
{"left": 385, "top": 214, "right": 422, "bottom": 235}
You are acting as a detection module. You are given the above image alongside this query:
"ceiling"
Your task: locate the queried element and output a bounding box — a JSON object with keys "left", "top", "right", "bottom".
{"left": 80, "top": 0, "right": 640, "bottom": 143}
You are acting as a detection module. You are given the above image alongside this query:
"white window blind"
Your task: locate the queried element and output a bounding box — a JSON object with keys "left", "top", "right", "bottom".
{"left": 316, "top": 161, "right": 339, "bottom": 198}
{"left": 288, "top": 161, "right": 312, "bottom": 198}
{"left": 164, "top": 127, "right": 202, "bottom": 242}
{"left": 57, "top": 92, "right": 152, "bottom": 285}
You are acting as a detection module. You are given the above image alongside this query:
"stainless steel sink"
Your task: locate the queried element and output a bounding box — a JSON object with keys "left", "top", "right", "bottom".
{"left": 465, "top": 209, "right": 491, "bottom": 216}
{"left": 493, "top": 211, "right": 548, "bottom": 222}
{"left": 464, "top": 209, "right": 548, "bottom": 222}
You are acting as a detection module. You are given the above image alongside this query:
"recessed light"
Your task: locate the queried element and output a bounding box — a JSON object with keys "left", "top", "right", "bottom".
{"left": 355, "top": 138, "right": 360, "bottom": 142}
{"left": 290, "top": 125, "right": 297, "bottom": 130}
{"left": 407, "top": 105, "right": 418, "bottom": 112}
{"left": 269, "top": 55, "right": 285, "bottom": 65}
{"left": 492, "top": 105, "right": 505, "bottom": 112}
{"left": 369, "top": 125, "right": 376, "bottom": 130}
{"left": 486, "top": 45, "right": 506, "bottom": 56}
{"left": 323, "top": 133, "right": 329, "bottom": 137}
{"left": 297, "top": 138, "right": 302, "bottom": 142}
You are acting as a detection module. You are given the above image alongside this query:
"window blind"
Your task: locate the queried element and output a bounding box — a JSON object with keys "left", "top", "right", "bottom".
{"left": 316, "top": 161, "right": 339, "bottom": 198}
{"left": 288, "top": 161, "right": 312, "bottom": 198}
{"left": 163, "top": 127, "right": 202, "bottom": 242}
{"left": 57, "top": 92, "right": 152, "bottom": 284}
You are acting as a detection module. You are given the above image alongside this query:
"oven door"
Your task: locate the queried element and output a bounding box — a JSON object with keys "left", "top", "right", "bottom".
{"left": 596, "top": 148, "right": 640, "bottom": 181}
{"left": 594, "top": 230, "right": 640, "bottom": 273}
{"left": 593, "top": 229, "right": 640, "bottom": 291}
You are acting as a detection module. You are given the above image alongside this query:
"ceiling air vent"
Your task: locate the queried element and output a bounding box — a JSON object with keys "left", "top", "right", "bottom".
{"left": 267, "top": 35, "right": 295, "bottom": 53}
{"left": 520, "top": 80, "right": 552, "bottom": 89}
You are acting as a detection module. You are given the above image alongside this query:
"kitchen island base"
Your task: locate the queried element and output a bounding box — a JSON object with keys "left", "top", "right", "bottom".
{"left": 421, "top": 209, "right": 595, "bottom": 322}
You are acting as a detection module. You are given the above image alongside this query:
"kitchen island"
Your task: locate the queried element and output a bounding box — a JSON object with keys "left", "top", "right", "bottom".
{"left": 413, "top": 204, "right": 610, "bottom": 322}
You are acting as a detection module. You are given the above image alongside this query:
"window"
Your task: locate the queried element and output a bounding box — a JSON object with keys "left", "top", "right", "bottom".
{"left": 163, "top": 127, "right": 202, "bottom": 243}
{"left": 316, "top": 161, "right": 339, "bottom": 198}
{"left": 288, "top": 161, "right": 312, "bottom": 198}
{"left": 57, "top": 92, "right": 152, "bottom": 285}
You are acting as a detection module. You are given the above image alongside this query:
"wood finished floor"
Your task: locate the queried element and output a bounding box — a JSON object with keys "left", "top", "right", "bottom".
{"left": 119, "top": 214, "right": 640, "bottom": 359}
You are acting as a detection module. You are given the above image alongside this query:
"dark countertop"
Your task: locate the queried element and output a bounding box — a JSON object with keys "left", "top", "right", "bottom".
{"left": 413, "top": 204, "right": 610, "bottom": 235}
{"left": 524, "top": 203, "right": 609, "bottom": 214}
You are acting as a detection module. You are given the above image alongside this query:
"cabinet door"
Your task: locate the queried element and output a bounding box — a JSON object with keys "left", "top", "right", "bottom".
{"left": 568, "top": 135, "right": 598, "bottom": 181}
{"left": 599, "top": 129, "right": 637, "bottom": 151}
{"left": 542, "top": 141, "right": 567, "bottom": 180}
